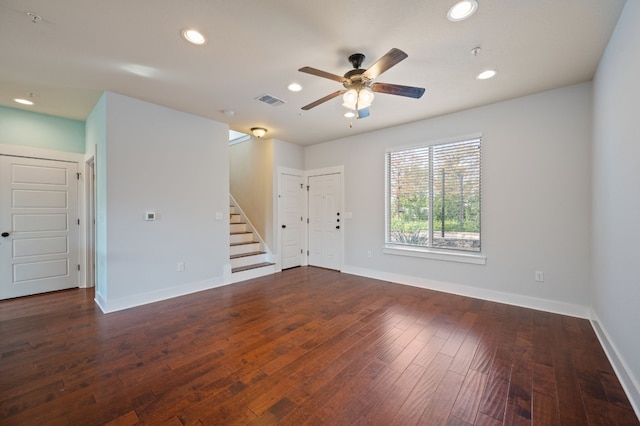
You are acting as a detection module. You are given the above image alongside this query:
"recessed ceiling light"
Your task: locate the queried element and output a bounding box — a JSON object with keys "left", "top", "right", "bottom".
{"left": 476, "top": 69, "right": 497, "bottom": 80}
{"left": 447, "top": 0, "right": 478, "bottom": 21}
{"left": 14, "top": 98, "right": 34, "bottom": 105}
{"left": 181, "top": 29, "right": 206, "bottom": 45}
{"left": 287, "top": 83, "right": 302, "bottom": 92}
{"left": 344, "top": 111, "right": 356, "bottom": 118}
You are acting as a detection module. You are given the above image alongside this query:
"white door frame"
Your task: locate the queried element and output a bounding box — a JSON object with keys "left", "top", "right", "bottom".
{"left": 277, "top": 167, "right": 305, "bottom": 270}
{"left": 304, "top": 166, "right": 344, "bottom": 271}
{"left": 85, "top": 157, "right": 96, "bottom": 288}
{"left": 0, "top": 145, "right": 86, "bottom": 288}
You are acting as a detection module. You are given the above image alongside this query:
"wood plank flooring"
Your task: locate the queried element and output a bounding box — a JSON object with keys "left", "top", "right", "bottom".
{"left": 0, "top": 266, "right": 637, "bottom": 425}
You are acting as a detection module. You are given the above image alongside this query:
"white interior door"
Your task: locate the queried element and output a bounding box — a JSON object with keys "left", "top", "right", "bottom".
{"left": 0, "top": 155, "right": 79, "bottom": 300}
{"left": 308, "top": 173, "right": 341, "bottom": 270}
{"left": 280, "top": 173, "right": 304, "bottom": 269}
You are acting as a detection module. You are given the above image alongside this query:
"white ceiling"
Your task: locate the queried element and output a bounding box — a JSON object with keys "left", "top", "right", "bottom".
{"left": 0, "top": 0, "right": 626, "bottom": 146}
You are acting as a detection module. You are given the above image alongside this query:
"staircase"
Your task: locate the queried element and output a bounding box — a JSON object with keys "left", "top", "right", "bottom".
{"left": 229, "top": 199, "right": 276, "bottom": 282}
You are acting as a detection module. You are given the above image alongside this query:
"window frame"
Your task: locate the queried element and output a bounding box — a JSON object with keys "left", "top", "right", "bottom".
{"left": 384, "top": 133, "right": 486, "bottom": 265}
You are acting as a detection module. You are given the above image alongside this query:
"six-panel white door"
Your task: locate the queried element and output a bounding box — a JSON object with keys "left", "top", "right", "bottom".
{"left": 280, "top": 173, "right": 304, "bottom": 270}
{"left": 308, "top": 173, "right": 341, "bottom": 270}
{"left": 0, "top": 155, "right": 79, "bottom": 300}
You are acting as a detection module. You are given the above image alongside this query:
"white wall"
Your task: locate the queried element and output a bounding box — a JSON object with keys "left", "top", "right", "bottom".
{"left": 592, "top": 0, "right": 640, "bottom": 413}
{"left": 94, "top": 92, "right": 229, "bottom": 312}
{"left": 305, "top": 83, "right": 593, "bottom": 317}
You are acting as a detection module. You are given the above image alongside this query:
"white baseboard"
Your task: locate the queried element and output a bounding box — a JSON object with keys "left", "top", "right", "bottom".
{"left": 590, "top": 312, "right": 640, "bottom": 419}
{"left": 341, "top": 265, "right": 590, "bottom": 318}
{"left": 95, "top": 275, "right": 228, "bottom": 314}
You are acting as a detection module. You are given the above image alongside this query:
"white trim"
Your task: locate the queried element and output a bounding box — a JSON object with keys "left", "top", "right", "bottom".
{"left": 0, "top": 144, "right": 84, "bottom": 163}
{"left": 277, "top": 167, "right": 305, "bottom": 270}
{"left": 95, "top": 275, "right": 227, "bottom": 313}
{"left": 341, "top": 264, "right": 590, "bottom": 319}
{"left": 383, "top": 246, "right": 486, "bottom": 265}
{"left": 84, "top": 157, "right": 96, "bottom": 288}
{"left": 590, "top": 312, "right": 640, "bottom": 419}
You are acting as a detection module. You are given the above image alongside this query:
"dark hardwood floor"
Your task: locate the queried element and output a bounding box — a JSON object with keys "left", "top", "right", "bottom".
{"left": 0, "top": 267, "right": 637, "bottom": 425}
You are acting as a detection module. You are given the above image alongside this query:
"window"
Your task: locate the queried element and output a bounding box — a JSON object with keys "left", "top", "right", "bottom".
{"left": 386, "top": 135, "right": 481, "bottom": 254}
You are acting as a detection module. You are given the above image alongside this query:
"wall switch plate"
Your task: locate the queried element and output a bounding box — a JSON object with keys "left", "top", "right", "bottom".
{"left": 145, "top": 212, "right": 156, "bottom": 221}
{"left": 535, "top": 270, "right": 544, "bottom": 282}
{"left": 177, "top": 262, "right": 185, "bottom": 272}
{"left": 215, "top": 212, "right": 223, "bottom": 220}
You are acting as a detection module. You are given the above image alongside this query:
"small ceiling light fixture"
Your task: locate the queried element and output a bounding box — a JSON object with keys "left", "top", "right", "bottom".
{"left": 476, "top": 69, "right": 497, "bottom": 80}
{"left": 344, "top": 111, "right": 356, "bottom": 118}
{"left": 251, "top": 127, "right": 268, "bottom": 138}
{"left": 447, "top": 0, "right": 478, "bottom": 21}
{"left": 287, "top": 83, "right": 302, "bottom": 92}
{"left": 181, "top": 28, "right": 206, "bottom": 45}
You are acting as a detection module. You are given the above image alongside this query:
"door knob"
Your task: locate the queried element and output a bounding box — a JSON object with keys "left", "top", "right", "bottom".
{"left": 282, "top": 225, "right": 286, "bottom": 229}
{"left": 1, "top": 232, "right": 9, "bottom": 237}
{"left": 336, "top": 226, "right": 340, "bottom": 229}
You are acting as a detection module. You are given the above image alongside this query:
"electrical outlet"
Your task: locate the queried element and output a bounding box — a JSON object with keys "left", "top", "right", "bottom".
{"left": 177, "top": 262, "right": 185, "bottom": 272}
{"left": 535, "top": 270, "right": 544, "bottom": 282}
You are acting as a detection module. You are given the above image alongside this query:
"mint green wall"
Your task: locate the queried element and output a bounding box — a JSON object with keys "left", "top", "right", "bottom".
{"left": 0, "top": 106, "right": 85, "bottom": 153}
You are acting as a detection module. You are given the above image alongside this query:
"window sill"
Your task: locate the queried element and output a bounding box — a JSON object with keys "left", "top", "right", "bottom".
{"left": 383, "top": 245, "right": 486, "bottom": 265}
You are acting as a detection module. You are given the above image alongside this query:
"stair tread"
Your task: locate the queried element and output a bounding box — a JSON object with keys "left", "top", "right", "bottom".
{"left": 230, "top": 241, "right": 259, "bottom": 246}
{"left": 230, "top": 251, "right": 266, "bottom": 259}
{"left": 231, "top": 262, "right": 275, "bottom": 273}
{"left": 230, "top": 231, "right": 252, "bottom": 235}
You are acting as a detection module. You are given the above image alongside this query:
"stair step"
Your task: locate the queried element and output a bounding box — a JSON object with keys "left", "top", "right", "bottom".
{"left": 230, "top": 241, "right": 260, "bottom": 256}
{"left": 231, "top": 262, "right": 275, "bottom": 274}
{"left": 230, "top": 223, "right": 247, "bottom": 233}
{"left": 230, "top": 251, "right": 266, "bottom": 259}
{"left": 230, "top": 232, "right": 254, "bottom": 244}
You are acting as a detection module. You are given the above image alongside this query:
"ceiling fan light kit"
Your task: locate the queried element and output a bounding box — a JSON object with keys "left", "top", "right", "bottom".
{"left": 298, "top": 48, "right": 425, "bottom": 120}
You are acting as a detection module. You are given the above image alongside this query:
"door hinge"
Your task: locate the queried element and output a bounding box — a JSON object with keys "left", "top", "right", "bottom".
{"left": 77, "top": 264, "right": 81, "bottom": 271}
{"left": 300, "top": 183, "right": 303, "bottom": 189}
{"left": 300, "top": 216, "right": 303, "bottom": 221}
{"left": 76, "top": 172, "right": 81, "bottom": 180}
{"left": 77, "top": 219, "right": 80, "bottom": 225}
{"left": 307, "top": 218, "right": 309, "bottom": 224}
{"left": 300, "top": 249, "right": 303, "bottom": 254}
{"left": 306, "top": 185, "right": 309, "bottom": 191}
{"left": 307, "top": 250, "right": 309, "bottom": 256}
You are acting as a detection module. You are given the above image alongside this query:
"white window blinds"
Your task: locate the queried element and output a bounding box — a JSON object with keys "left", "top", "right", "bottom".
{"left": 386, "top": 137, "right": 481, "bottom": 252}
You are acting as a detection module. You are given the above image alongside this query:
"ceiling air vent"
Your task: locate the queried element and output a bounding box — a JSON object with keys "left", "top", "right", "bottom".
{"left": 256, "top": 93, "right": 286, "bottom": 107}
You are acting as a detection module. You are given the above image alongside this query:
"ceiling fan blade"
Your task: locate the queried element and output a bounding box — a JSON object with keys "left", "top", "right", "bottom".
{"left": 301, "top": 90, "right": 346, "bottom": 110}
{"left": 371, "top": 82, "right": 425, "bottom": 98}
{"left": 299, "top": 66, "right": 347, "bottom": 83}
{"left": 356, "top": 107, "right": 370, "bottom": 119}
{"left": 363, "top": 48, "right": 408, "bottom": 80}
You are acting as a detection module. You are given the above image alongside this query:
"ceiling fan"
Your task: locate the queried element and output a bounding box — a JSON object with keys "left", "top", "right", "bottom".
{"left": 299, "top": 48, "right": 425, "bottom": 119}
